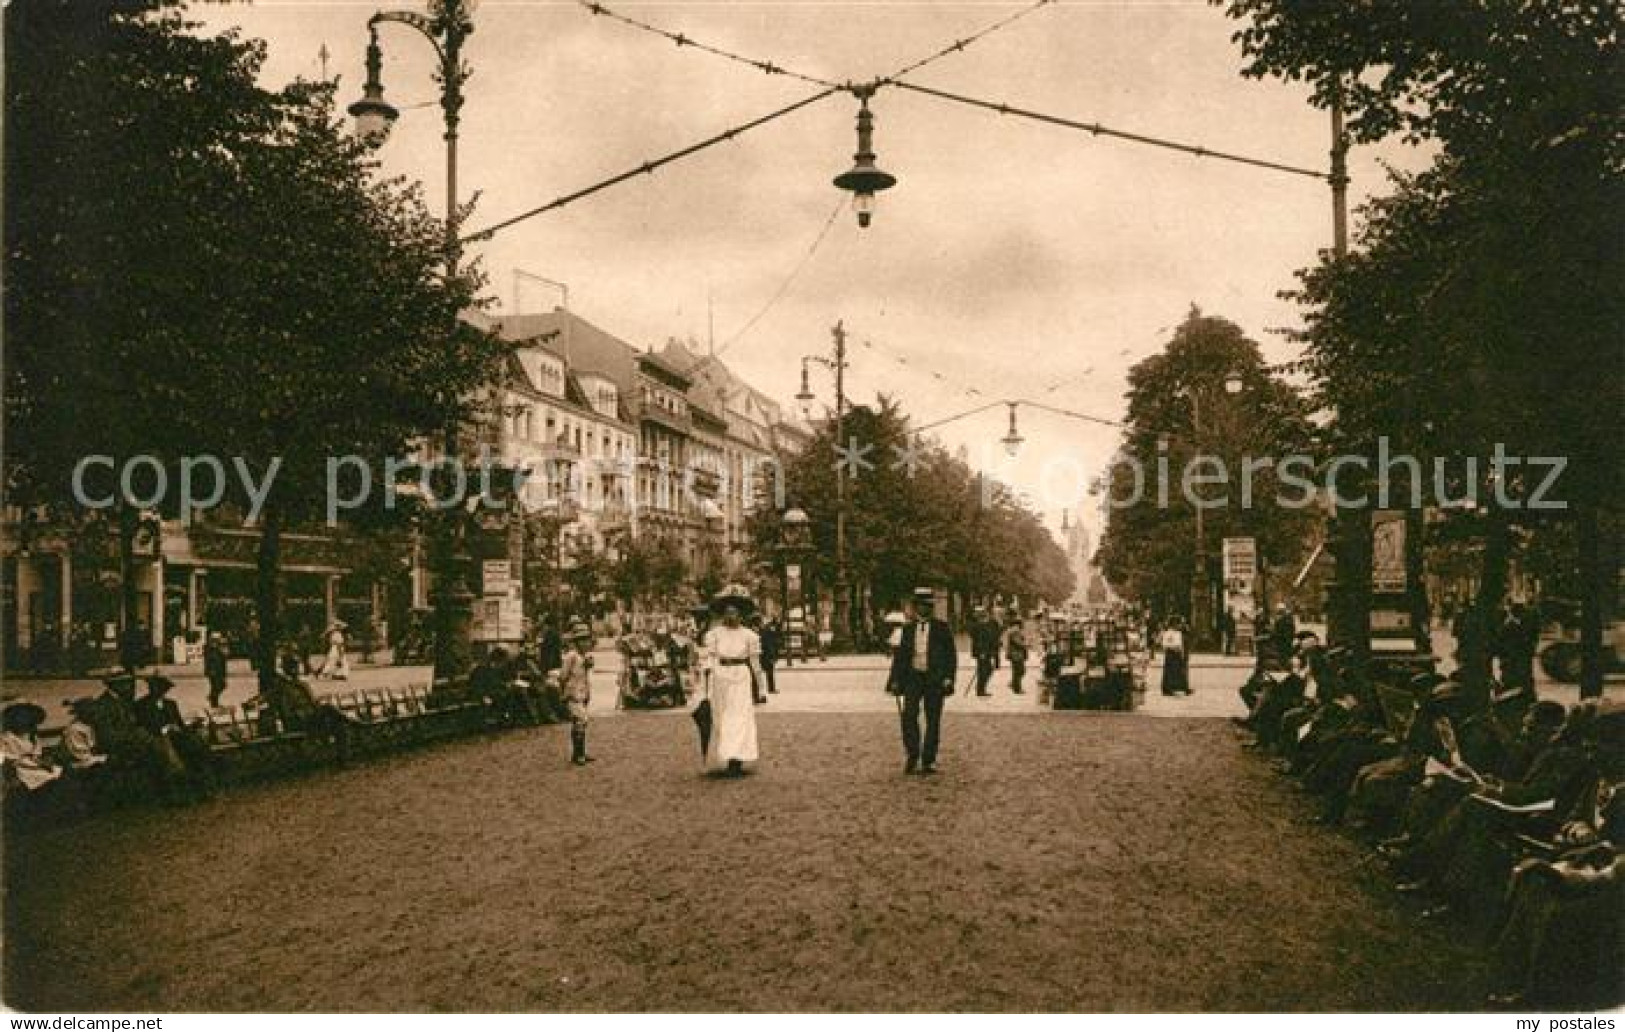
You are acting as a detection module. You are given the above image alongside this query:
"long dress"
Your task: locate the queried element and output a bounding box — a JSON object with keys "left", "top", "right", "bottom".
{"left": 702, "top": 624, "right": 760, "bottom": 772}
{"left": 324, "top": 629, "right": 349, "bottom": 680}
{"left": 1160, "top": 627, "right": 1188, "bottom": 694}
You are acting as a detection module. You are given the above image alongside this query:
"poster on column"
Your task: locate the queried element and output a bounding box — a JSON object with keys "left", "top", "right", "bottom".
{"left": 473, "top": 560, "right": 525, "bottom": 643}
{"left": 1222, "top": 537, "right": 1258, "bottom": 651}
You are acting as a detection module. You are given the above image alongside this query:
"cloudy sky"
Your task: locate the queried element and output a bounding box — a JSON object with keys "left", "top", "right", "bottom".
{"left": 201, "top": 0, "right": 1424, "bottom": 542}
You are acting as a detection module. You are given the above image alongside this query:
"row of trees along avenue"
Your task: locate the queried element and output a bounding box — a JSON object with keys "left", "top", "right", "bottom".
{"left": 751, "top": 397, "right": 1076, "bottom": 646}
{"left": 1221, "top": 0, "right": 1621, "bottom": 697}
{"left": 5, "top": 0, "right": 509, "bottom": 689}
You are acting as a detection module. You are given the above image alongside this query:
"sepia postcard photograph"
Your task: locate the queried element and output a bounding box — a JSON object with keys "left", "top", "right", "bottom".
{"left": 2, "top": 0, "right": 1621, "bottom": 1020}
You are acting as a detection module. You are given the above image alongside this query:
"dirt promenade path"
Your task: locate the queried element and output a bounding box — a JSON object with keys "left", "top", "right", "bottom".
{"left": 5, "top": 711, "right": 1484, "bottom": 1012}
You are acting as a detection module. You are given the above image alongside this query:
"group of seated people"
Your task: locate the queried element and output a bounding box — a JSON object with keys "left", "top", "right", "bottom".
{"left": 1236, "top": 635, "right": 1623, "bottom": 1009}
{"left": 2, "top": 638, "right": 594, "bottom": 822}
{"left": 466, "top": 643, "right": 571, "bottom": 727}
{"left": 2, "top": 670, "right": 217, "bottom": 818}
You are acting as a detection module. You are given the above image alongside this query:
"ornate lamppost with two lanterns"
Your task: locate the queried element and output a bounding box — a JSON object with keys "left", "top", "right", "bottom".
{"left": 348, "top": 0, "right": 480, "bottom": 680}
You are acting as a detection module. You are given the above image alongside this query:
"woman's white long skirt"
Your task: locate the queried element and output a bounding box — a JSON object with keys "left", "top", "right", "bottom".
{"left": 704, "top": 664, "right": 759, "bottom": 772}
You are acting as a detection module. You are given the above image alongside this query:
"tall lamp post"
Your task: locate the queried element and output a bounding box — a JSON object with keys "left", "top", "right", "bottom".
{"left": 1182, "top": 372, "right": 1243, "bottom": 653}
{"left": 1321, "top": 84, "right": 1372, "bottom": 668}
{"left": 795, "top": 322, "right": 853, "bottom": 651}
{"left": 349, "top": 0, "right": 478, "bottom": 680}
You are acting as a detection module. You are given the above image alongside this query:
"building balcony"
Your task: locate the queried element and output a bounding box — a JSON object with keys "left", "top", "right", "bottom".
{"left": 690, "top": 468, "right": 722, "bottom": 497}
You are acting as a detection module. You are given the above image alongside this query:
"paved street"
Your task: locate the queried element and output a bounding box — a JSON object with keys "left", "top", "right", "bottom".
{"left": 2, "top": 648, "right": 1260, "bottom": 724}
{"left": 9, "top": 635, "right": 1613, "bottom": 726}
{"left": 4, "top": 675, "right": 1493, "bottom": 1012}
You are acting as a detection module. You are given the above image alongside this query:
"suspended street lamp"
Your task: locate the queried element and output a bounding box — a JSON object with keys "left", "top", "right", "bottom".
{"left": 832, "top": 84, "right": 897, "bottom": 228}
{"left": 1001, "top": 402, "right": 1024, "bottom": 457}
{"left": 347, "top": 27, "right": 400, "bottom": 144}
{"left": 794, "top": 358, "right": 817, "bottom": 421}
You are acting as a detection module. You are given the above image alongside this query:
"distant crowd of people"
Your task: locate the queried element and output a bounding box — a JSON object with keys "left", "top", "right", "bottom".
{"left": 1234, "top": 627, "right": 1622, "bottom": 1009}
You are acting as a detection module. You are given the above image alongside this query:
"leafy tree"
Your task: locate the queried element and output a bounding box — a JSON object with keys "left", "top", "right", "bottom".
{"left": 1223, "top": 0, "right": 1623, "bottom": 693}
{"left": 610, "top": 534, "right": 688, "bottom": 610}
{"left": 6, "top": 0, "right": 505, "bottom": 687}
{"left": 1097, "top": 308, "right": 1316, "bottom": 627}
{"left": 5, "top": 0, "right": 278, "bottom": 661}
{"left": 752, "top": 395, "right": 1073, "bottom": 645}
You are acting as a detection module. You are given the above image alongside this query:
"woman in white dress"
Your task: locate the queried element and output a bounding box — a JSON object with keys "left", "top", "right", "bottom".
{"left": 701, "top": 585, "right": 763, "bottom": 777}
{"left": 323, "top": 622, "right": 349, "bottom": 680}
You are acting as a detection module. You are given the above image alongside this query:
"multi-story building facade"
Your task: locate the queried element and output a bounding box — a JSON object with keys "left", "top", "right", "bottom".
{"left": 659, "top": 340, "right": 792, "bottom": 578}
{"left": 482, "top": 313, "right": 638, "bottom": 557}
{"left": 1, "top": 501, "right": 390, "bottom": 671}
{"left": 484, "top": 311, "right": 806, "bottom": 606}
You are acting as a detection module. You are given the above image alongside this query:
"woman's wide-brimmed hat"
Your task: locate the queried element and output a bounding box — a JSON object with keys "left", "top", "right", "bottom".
{"left": 2, "top": 702, "right": 48, "bottom": 733}
{"left": 709, "top": 584, "right": 757, "bottom": 616}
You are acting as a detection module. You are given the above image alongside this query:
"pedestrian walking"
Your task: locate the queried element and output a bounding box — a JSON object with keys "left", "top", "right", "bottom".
{"left": 1219, "top": 607, "right": 1237, "bottom": 656}
{"left": 203, "top": 632, "right": 229, "bottom": 708}
{"left": 758, "top": 615, "right": 782, "bottom": 696}
{"left": 561, "top": 621, "right": 596, "bottom": 766}
{"left": 1495, "top": 601, "right": 1540, "bottom": 693}
{"left": 1006, "top": 622, "right": 1029, "bottom": 695}
{"left": 970, "top": 606, "right": 1000, "bottom": 697}
{"left": 888, "top": 587, "right": 957, "bottom": 775}
{"left": 537, "top": 616, "right": 564, "bottom": 676}
{"left": 700, "top": 585, "right": 763, "bottom": 777}
{"left": 1160, "top": 619, "right": 1191, "bottom": 696}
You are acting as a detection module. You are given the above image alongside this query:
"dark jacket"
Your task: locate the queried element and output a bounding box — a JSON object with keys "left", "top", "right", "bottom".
{"left": 970, "top": 619, "right": 1002, "bottom": 660}
{"left": 759, "top": 623, "right": 782, "bottom": 664}
{"left": 889, "top": 618, "right": 958, "bottom": 692}
{"left": 538, "top": 630, "right": 564, "bottom": 673}
{"left": 85, "top": 690, "right": 148, "bottom": 754}
{"left": 204, "top": 643, "right": 228, "bottom": 681}
{"left": 134, "top": 694, "right": 185, "bottom": 736}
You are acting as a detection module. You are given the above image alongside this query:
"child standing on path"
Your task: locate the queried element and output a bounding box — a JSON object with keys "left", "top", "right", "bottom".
{"left": 561, "top": 621, "right": 596, "bottom": 766}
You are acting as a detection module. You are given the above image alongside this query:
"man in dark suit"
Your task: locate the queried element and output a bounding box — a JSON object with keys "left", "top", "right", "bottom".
{"left": 758, "top": 616, "right": 782, "bottom": 695}
{"left": 969, "top": 607, "right": 1001, "bottom": 697}
{"left": 888, "top": 588, "right": 958, "bottom": 775}
{"left": 135, "top": 674, "right": 215, "bottom": 799}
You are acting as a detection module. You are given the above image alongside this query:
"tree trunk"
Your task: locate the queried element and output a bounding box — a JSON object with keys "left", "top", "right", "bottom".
{"left": 1577, "top": 504, "right": 1605, "bottom": 700}
{"left": 1331, "top": 502, "right": 1373, "bottom": 679}
{"left": 116, "top": 502, "right": 141, "bottom": 670}
{"left": 1405, "top": 508, "right": 1432, "bottom": 655}
{"left": 254, "top": 503, "right": 283, "bottom": 694}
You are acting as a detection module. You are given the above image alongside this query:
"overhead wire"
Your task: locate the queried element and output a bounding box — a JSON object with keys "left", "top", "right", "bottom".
{"left": 678, "top": 198, "right": 848, "bottom": 382}
{"left": 576, "top": 0, "right": 844, "bottom": 90}
{"left": 576, "top": 0, "right": 1056, "bottom": 97}
{"left": 876, "top": 0, "right": 1055, "bottom": 85}
{"left": 911, "top": 396, "right": 1196, "bottom": 447}
{"left": 462, "top": 87, "right": 840, "bottom": 243}
{"left": 855, "top": 336, "right": 988, "bottom": 403}
{"left": 885, "top": 80, "right": 1330, "bottom": 181}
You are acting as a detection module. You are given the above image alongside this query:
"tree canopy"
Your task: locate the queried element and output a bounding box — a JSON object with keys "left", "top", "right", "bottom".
{"left": 1220, "top": 0, "right": 1623, "bottom": 691}
{"left": 752, "top": 396, "right": 1074, "bottom": 622}
{"left": 1097, "top": 307, "right": 1316, "bottom": 618}
{"left": 5, "top": 0, "right": 508, "bottom": 681}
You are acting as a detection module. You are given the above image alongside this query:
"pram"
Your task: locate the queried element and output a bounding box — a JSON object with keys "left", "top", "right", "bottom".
{"left": 616, "top": 633, "right": 686, "bottom": 709}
